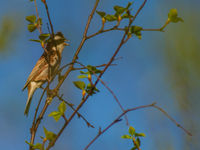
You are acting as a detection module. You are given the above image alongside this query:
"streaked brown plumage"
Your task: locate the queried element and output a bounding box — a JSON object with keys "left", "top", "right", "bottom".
{"left": 22, "top": 32, "right": 68, "bottom": 116}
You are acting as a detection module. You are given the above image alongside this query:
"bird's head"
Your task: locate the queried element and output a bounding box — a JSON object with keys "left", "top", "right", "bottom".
{"left": 47, "top": 32, "right": 69, "bottom": 54}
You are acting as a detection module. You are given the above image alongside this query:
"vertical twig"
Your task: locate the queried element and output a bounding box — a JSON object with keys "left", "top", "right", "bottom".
{"left": 34, "top": 0, "right": 42, "bottom": 34}
{"left": 42, "top": 0, "right": 54, "bottom": 36}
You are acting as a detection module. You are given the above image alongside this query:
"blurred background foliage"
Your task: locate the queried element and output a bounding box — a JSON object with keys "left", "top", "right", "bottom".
{"left": 0, "top": 16, "right": 20, "bottom": 54}
{"left": 163, "top": 11, "right": 200, "bottom": 150}
{"left": 0, "top": 0, "right": 199, "bottom": 150}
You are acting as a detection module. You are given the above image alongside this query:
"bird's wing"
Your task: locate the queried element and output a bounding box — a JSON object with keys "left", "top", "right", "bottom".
{"left": 22, "top": 55, "right": 47, "bottom": 91}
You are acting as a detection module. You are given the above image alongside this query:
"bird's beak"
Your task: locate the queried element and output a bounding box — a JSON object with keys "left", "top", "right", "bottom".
{"left": 64, "top": 39, "right": 69, "bottom": 46}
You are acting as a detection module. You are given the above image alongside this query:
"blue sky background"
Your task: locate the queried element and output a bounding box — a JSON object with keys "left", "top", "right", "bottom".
{"left": 0, "top": 0, "right": 199, "bottom": 150}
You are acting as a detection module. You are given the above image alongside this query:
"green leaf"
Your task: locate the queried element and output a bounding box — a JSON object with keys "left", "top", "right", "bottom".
{"left": 29, "top": 39, "right": 41, "bottom": 43}
{"left": 131, "top": 147, "right": 137, "bottom": 150}
{"left": 121, "top": 135, "right": 132, "bottom": 139}
{"left": 130, "top": 26, "right": 143, "bottom": 33}
{"left": 37, "top": 18, "right": 43, "bottom": 25}
{"left": 135, "top": 138, "right": 141, "bottom": 147}
{"left": 25, "top": 141, "right": 34, "bottom": 147}
{"left": 168, "top": 8, "right": 184, "bottom": 23}
{"left": 30, "top": 0, "right": 34, "bottom": 1}
{"left": 87, "top": 65, "right": 102, "bottom": 74}
{"left": 122, "top": 12, "right": 133, "bottom": 19}
{"left": 114, "top": 6, "right": 126, "bottom": 15}
{"left": 32, "top": 143, "right": 42, "bottom": 149}
{"left": 25, "top": 141, "right": 42, "bottom": 150}
{"left": 39, "top": 33, "right": 50, "bottom": 41}
{"left": 96, "top": 11, "right": 106, "bottom": 18}
{"left": 130, "top": 26, "right": 143, "bottom": 39}
{"left": 80, "top": 70, "right": 89, "bottom": 74}
{"left": 27, "top": 24, "right": 37, "bottom": 32}
{"left": 43, "top": 127, "right": 57, "bottom": 142}
{"left": 58, "top": 101, "right": 66, "bottom": 115}
{"left": 26, "top": 15, "right": 36, "bottom": 23}
{"left": 105, "top": 15, "right": 117, "bottom": 22}
{"left": 86, "top": 83, "right": 99, "bottom": 95}
{"left": 73, "top": 81, "right": 86, "bottom": 90}
{"left": 78, "top": 75, "right": 87, "bottom": 79}
{"left": 126, "top": 2, "right": 133, "bottom": 9}
{"left": 48, "top": 111, "right": 61, "bottom": 122}
{"left": 129, "top": 126, "right": 135, "bottom": 136}
{"left": 135, "top": 133, "right": 146, "bottom": 137}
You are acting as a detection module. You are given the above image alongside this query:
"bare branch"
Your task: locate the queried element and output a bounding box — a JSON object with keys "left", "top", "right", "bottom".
{"left": 153, "top": 105, "right": 192, "bottom": 136}
{"left": 84, "top": 102, "right": 192, "bottom": 150}
{"left": 43, "top": 0, "right": 54, "bottom": 36}
{"left": 84, "top": 103, "right": 154, "bottom": 150}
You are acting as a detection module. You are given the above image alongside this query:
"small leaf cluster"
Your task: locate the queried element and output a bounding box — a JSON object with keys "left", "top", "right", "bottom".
{"left": 25, "top": 127, "right": 57, "bottom": 149}
{"left": 48, "top": 101, "right": 67, "bottom": 122}
{"left": 30, "top": 33, "right": 50, "bottom": 47}
{"left": 73, "top": 65, "right": 101, "bottom": 97}
{"left": 25, "top": 141, "right": 43, "bottom": 150}
{"left": 121, "top": 126, "right": 145, "bottom": 150}
{"left": 26, "top": 15, "right": 42, "bottom": 32}
{"left": 43, "top": 127, "right": 57, "bottom": 142}
{"left": 96, "top": 2, "right": 133, "bottom": 23}
{"left": 168, "top": 8, "right": 183, "bottom": 23}
{"left": 127, "top": 26, "right": 143, "bottom": 39}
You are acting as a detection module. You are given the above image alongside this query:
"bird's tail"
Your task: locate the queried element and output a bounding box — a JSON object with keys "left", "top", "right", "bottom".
{"left": 24, "top": 94, "right": 33, "bottom": 116}
{"left": 24, "top": 83, "right": 37, "bottom": 116}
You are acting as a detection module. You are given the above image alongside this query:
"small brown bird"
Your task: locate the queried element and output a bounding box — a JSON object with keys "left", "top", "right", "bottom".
{"left": 22, "top": 32, "right": 69, "bottom": 116}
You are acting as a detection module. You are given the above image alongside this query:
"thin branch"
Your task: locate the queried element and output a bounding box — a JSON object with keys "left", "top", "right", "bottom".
{"left": 142, "top": 28, "right": 164, "bottom": 32}
{"left": 153, "top": 105, "right": 192, "bottom": 136}
{"left": 133, "top": 137, "right": 141, "bottom": 150}
{"left": 84, "top": 102, "right": 192, "bottom": 150}
{"left": 32, "top": 87, "right": 47, "bottom": 125}
{"left": 34, "top": 0, "right": 42, "bottom": 34}
{"left": 30, "top": 91, "right": 46, "bottom": 148}
{"left": 132, "top": 0, "right": 147, "bottom": 23}
{"left": 57, "top": 95, "right": 94, "bottom": 128}
{"left": 43, "top": 0, "right": 54, "bottom": 36}
{"left": 160, "top": 19, "right": 170, "bottom": 31}
{"left": 30, "top": 100, "right": 49, "bottom": 147}
{"left": 62, "top": 114, "right": 68, "bottom": 122}
{"left": 58, "top": 62, "right": 75, "bottom": 73}
{"left": 73, "top": 63, "right": 117, "bottom": 71}
{"left": 33, "top": 0, "right": 50, "bottom": 54}
{"left": 87, "top": 27, "right": 124, "bottom": 39}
